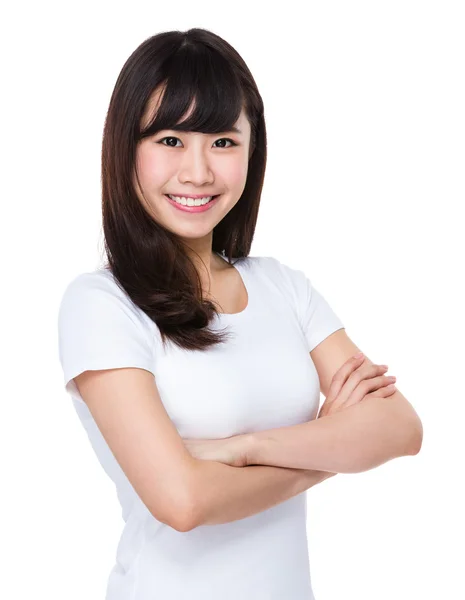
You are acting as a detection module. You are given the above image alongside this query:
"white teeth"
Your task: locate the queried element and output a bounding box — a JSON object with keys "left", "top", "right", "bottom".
{"left": 168, "top": 194, "right": 214, "bottom": 206}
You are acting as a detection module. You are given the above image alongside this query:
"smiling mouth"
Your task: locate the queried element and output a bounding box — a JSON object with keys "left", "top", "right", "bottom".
{"left": 164, "top": 194, "right": 220, "bottom": 205}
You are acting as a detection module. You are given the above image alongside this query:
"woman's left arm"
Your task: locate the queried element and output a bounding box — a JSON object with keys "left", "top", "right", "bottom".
{"left": 247, "top": 390, "right": 423, "bottom": 474}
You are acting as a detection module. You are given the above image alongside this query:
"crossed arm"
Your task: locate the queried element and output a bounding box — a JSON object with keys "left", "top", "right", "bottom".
{"left": 189, "top": 391, "right": 421, "bottom": 530}
{"left": 188, "top": 460, "right": 334, "bottom": 529}
{"left": 246, "top": 391, "right": 422, "bottom": 474}
{"left": 189, "top": 330, "right": 423, "bottom": 530}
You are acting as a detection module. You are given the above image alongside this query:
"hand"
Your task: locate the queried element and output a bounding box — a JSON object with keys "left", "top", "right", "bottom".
{"left": 317, "top": 353, "right": 397, "bottom": 419}
{"left": 182, "top": 433, "right": 252, "bottom": 468}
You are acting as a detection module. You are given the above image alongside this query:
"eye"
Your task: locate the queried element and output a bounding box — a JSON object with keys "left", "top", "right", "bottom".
{"left": 156, "top": 136, "right": 238, "bottom": 148}
{"left": 213, "top": 138, "right": 237, "bottom": 148}
{"left": 157, "top": 136, "right": 182, "bottom": 147}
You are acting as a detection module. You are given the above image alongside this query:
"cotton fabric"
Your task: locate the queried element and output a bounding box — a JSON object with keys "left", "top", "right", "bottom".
{"left": 57, "top": 254, "right": 344, "bottom": 600}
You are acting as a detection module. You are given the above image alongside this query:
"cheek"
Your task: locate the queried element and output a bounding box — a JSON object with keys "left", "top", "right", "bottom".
{"left": 223, "top": 158, "right": 248, "bottom": 186}
{"left": 136, "top": 145, "right": 169, "bottom": 184}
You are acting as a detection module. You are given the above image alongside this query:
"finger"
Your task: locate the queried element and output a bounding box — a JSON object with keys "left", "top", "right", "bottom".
{"left": 341, "top": 375, "right": 394, "bottom": 408}
{"left": 361, "top": 374, "right": 395, "bottom": 394}
{"left": 329, "top": 382, "right": 398, "bottom": 415}
{"left": 358, "top": 363, "right": 390, "bottom": 380}
{"left": 364, "top": 384, "right": 397, "bottom": 399}
{"left": 331, "top": 361, "right": 388, "bottom": 407}
{"left": 325, "top": 384, "right": 398, "bottom": 416}
{"left": 326, "top": 353, "right": 366, "bottom": 402}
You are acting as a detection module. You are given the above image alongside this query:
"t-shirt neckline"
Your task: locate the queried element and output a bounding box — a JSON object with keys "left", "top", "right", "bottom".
{"left": 214, "top": 252, "right": 251, "bottom": 318}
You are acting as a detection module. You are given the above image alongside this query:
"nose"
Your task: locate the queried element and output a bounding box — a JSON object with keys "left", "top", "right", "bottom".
{"left": 178, "top": 144, "right": 214, "bottom": 187}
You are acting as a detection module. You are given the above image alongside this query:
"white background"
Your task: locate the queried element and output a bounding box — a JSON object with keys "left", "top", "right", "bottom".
{"left": 1, "top": 1, "right": 463, "bottom": 599}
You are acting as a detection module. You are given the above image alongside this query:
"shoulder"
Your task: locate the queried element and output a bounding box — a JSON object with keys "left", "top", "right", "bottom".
{"left": 60, "top": 267, "right": 136, "bottom": 306}
{"left": 61, "top": 267, "right": 120, "bottom": 297}
{"left": 245, "top": 254, "right": 310, "bottom": 293}
{"left": 238, "top": 254, "right": 286, "bottom": 275}
{"left": 246, "top": 254, "right": 304, "bottom": 276}
{"left": 240, "top": 255, "right": 314, "bottom": 319}
{"left": 58, "top": 267, "right": 151, "bottom": 332}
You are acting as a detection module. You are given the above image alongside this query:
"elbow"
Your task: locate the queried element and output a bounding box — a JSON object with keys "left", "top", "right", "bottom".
{"left": 149, "top": 469, "right": 200, "bottom": 533}
{"left": 148, "top": 494, "right": 196, "bottom": 532}
{"left": 407, "top": 418, "right": 424, "bottom": 456}
{"left": 170, "top": 505, "right": 198, "bottom": 532}
{"left": 157, "top": 496, "right": 198, "bottom": 533}
{"left": 351, "top": 419, "right": 424, "bottom": 474}
{"left": 390, "top": 396, "right": 424, "bottom": 458}
{"left": 168, "top": 479, "right": 201, "bottom": 532}
{"left": 168, "top": 463, "right": 204, "bottom": 532}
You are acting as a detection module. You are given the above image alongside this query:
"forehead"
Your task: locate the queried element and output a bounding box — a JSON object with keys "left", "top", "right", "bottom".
{"left": 140, "top": 85, "right": 248, "bottom": 134}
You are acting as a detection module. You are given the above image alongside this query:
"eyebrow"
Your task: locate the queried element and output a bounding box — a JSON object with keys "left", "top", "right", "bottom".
{"left": 169, "top": 125, "right": 243, "bottom": 135}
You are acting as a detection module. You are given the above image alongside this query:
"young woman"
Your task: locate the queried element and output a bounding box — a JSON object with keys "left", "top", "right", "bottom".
{"left": 58, "top": 28, "right": 423, "bottom": 600}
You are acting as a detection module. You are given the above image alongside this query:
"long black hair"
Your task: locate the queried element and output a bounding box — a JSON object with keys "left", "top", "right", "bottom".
{"left": 101, "top": 28, "right": 267, "bottom": 351}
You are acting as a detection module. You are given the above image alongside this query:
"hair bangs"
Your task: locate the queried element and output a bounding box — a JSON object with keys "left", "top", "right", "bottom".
{"left": 140, "top": 46, "right": 245, "bottom": 140}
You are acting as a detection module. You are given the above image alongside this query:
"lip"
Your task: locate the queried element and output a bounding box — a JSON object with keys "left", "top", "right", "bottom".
{"left": 164, "top": 194, "right": 221, "bottom": 213}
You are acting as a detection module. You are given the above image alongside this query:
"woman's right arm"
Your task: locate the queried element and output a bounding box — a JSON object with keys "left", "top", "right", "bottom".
{"left": 188, "top": 461, "right": 334, "bottom": 528}
{"left": 74, "top": 366, "right": 333, "bottom": 532}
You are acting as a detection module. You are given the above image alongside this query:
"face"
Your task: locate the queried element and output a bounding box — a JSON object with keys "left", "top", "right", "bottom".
{"left": 133, "top": 86, "right": 252, "bottom": 253}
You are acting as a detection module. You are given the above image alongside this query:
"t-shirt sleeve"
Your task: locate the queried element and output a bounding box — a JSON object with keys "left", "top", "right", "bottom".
{"left": 299, "top": 275, "right": 345, "bottom": 352}
{"left": 270, "top": 257, "right": 345, "bottom": 352}
{"left": 57, "top": 272, "right": 156, "bottom": 400}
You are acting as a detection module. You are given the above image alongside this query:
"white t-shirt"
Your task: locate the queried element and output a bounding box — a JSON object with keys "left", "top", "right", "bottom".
{"left": 57, "top": 253, "right": 344, "bottom": 600}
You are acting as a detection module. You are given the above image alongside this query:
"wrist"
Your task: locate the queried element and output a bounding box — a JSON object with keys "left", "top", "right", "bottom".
{"left": 244, "top": 433, "right": 258, "bottom": 466}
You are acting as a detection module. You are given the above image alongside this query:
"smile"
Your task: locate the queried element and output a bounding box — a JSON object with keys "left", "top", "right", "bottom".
{"left": 164, "top": 194, "right": 221, "bottom": 213}
{"left": 167, "top": 194, "right": 216, "bottom": 206}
